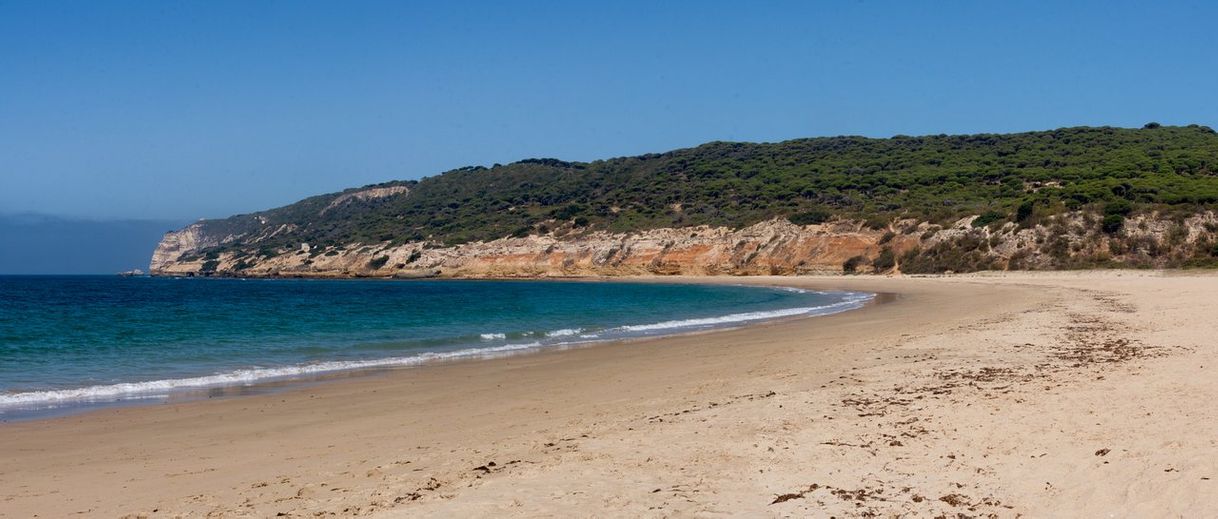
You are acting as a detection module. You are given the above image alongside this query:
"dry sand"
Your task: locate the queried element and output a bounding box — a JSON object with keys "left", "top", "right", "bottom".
{"left": 1, "top": 271, "right": 1216, "bottom": 517}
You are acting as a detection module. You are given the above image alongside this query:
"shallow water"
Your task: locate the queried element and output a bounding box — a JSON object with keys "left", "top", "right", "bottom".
{"left": 0, "top": 276, "right": 870, "bottom": 417}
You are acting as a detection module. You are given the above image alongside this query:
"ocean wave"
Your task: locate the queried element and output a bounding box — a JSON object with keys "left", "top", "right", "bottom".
{"left": 0, "top": 290, "right": 873, "bottom": 412}
{"left": 616, "top": 292, "right": 871, "bottom": 332}
{"left": 546, "top": 328, "right": 582, "bottom": 337}
{"left": 0, "top": 340, "right": 547, "bottom": 409}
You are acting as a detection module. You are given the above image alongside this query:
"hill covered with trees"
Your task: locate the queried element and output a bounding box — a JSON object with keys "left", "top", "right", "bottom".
{"left": 155, "top": 125, "right": 1218, "bottom": 276}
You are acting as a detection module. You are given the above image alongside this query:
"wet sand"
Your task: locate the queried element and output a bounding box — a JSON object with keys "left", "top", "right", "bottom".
{"left": 1, "top": 272, "right": 1215, "bottom": 517}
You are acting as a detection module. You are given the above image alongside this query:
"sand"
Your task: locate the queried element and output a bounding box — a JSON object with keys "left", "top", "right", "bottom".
{"left": 1, "top": 271, "right": 1216, "bottom": 517}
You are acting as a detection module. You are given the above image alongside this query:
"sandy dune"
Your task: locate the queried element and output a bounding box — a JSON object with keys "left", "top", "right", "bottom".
{"left": 1, "top": 272, "right": 1215, "bottom": 517}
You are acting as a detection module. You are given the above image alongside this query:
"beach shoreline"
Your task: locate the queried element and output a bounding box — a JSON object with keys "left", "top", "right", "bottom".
{"left": 0, "top": 281, "right": 874, "bottom": 422}
{"left": 2, "top": 271, "right": 1215, "bottom": 516}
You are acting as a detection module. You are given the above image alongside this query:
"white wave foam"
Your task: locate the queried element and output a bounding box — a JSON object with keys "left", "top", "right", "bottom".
{"left": 479, "top": 333, "right": 506, "bottom": 340}
{"left": 616, "top": 293, "right": 872, "bottom": 333}
{"left": 0, "top": 341, "right": 546, "bottom": 409}
{"left": 546, "top": 328, "right": 582, "bottom": 337}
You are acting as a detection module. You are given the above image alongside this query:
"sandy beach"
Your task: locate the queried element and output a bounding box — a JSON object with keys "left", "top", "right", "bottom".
{"left": 2, "top": 271, "right": 1216, "bottom": 517}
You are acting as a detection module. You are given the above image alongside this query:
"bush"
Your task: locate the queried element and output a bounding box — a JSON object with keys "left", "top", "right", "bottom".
{"left": 1102, "top": 214, "right": 1125, "bottom": 234}
{"left": 864, "top": 216, "right": 889, "bottom": 231}
{"left": 552, "top": 203, "right": 586, "bottom": 220}
{"left": 789, "top": 208, "right": 831, "bottom": 225}
{"left": 972, "top": 211, "right": 1006, "bottom": 228}
{"left": 1016, "top": 200, "right": 1035, "bottom": 223}
{"left": 368, "top": 256, "right": 390, "bottom": 269}
{"left": 1104, "top": 200, "right": 1134, "bottom": 217}
{"left": 878, "top": 231, "right": 896, "bottom": 245}
{"left": 842, "top": 255, "right": 868, "bottom": 274}
{"left": 872, "top": 247, "right": 896, "bottom": 272}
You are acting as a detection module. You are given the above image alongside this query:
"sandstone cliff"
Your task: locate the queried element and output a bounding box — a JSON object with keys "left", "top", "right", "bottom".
{"left": 149, "top": 211, "right": 1218, "bottom": 278}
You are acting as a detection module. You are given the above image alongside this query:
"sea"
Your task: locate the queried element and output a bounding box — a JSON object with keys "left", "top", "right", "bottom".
{"left": 0, "top": 276, "right": 872, "bottom": 419}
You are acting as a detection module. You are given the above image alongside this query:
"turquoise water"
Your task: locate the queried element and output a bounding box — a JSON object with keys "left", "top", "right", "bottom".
{"left": 0, "top": 276, "right": 870, "bottom": 417}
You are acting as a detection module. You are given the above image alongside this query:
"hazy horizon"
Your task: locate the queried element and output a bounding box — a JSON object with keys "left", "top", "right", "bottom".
{"left": 0, "top": 214, "right": 188, "bottom": 274}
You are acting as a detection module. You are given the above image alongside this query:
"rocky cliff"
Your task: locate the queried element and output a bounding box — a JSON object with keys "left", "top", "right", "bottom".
{"left": 150, "top": 218, "right": 884, "bottom": 277}
{"left": 149, "top": 211, "right": 1218, "bottom": 278}
{"left": 149, "top": 223, "right": 215, "bottom": 272}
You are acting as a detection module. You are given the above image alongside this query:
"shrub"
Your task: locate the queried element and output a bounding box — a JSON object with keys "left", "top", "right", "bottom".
{"left": 842, "top": 255, "right": 868, "bottom": 274}
{"left": 1166, "top": 223, "right": 1189, "bottom": 246}
{"left": 972, "top": 211, "right": 1006, "bottom": 228}
{"left": 552, "top": 203, "right": 586, "bottom": 220}
{"left": 872, "top": 247, "right": 896, "bottom": 272}
{"left": 789, "top": 208, "right": 832, "bottom": 225}
{"left": 1102, "top": 214, "right": 1125, "bottom": 234}
{"left": 1016, "top": 200, "right": 1035, "bottom": 223}
{"left": 864, "top": 216, "right": 889, "bottom": 230}
{"left": 878, "top": 231, "right": 896, "bottom": 245}
{"left": 368, "top": 256, "right": 390, "bottom": 269}
{"left": 1104, "top": 199, "right": 1134, "bottom": 217}
{"left": 1007, "top": 249, "right": 1034, "bottom": 270}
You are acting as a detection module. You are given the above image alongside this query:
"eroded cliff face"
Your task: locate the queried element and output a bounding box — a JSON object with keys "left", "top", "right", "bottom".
{"left": 150, "top": 219, "right": 895, "bottom": 278}
{"left": 149, "top": 223, "right": 217, "bottom": 272}
{"left": 321, "top": 185, "right": 410, "bottom": 215}
{"left": 149, "top": 212, "right": 1218, "bottom": 278}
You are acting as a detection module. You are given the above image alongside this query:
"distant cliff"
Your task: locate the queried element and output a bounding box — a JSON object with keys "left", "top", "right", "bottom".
{"left": 150, "top": 125, "right": 1218, "bottom": 277}
{"left": 150, "top": 212, "right": 1218, "bottom": 278}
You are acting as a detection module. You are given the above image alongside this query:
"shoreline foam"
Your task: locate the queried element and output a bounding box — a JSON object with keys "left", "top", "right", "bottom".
{"left": 0, "top": 288, "right": 872, "bottom": 417}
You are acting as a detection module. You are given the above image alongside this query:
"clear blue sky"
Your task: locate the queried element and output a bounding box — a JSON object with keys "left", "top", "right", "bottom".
{"left": 2, "top": 0, "right": 1215, "bottom": 221}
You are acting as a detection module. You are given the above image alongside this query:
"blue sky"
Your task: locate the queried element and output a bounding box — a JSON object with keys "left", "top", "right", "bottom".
{"left": 2, "top": 1, "right": 1216, "bottom": 221}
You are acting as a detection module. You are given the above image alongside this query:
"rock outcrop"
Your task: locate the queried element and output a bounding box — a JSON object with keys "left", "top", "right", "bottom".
{"left": 150, "top": 223, "right": 219, "bottom": 272}
{"left": 149, "top": 218, "right": 900, "bottom": 278}
{"left": 321, "top": 185, "right": 410, "bottom": 215}
{"left": 149, "top": 211, "right": 1218, "bottom": 278}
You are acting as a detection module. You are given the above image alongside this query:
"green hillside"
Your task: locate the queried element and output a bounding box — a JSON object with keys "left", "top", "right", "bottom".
{"left": 196, "top": 125, "right": 1218, "bottom": 254}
